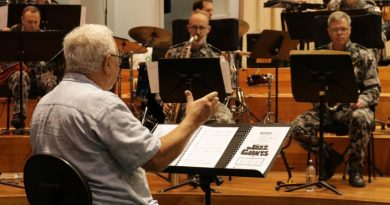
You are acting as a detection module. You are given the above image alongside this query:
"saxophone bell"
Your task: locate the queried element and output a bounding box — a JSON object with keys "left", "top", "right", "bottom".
{"left": 189, "top": 34, "right": 199, "bottom": 44}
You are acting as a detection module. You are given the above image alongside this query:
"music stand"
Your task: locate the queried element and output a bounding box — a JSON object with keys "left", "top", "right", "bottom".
{"left": 286, "top": 50, "right": 358, "bottom": 195}
{"left": 158, "top": 58, "right": 227, "bottom": 103}
{"left": 7, "top": 3, "right": 81, "bottom": 31}
{"left": 283, "top": 9, "right": 368, "bottom": 49}
{"left": 314, "top": 13, "right": 384, "bottom": 49}
{"left": 0, "top": 31, "right": 65, "bottom": 134}
{"left": 172, "top": 18, "right": 239, "bottom": 51}
{"left": 247, "top": 30, "right": 298, "bottom": 121}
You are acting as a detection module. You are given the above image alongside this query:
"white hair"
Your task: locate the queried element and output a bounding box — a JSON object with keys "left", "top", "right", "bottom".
{"left": 63, "top": 24, "right": 117, "bottom": 74}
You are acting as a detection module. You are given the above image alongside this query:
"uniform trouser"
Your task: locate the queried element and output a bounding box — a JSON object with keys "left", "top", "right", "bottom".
{"left": 8, "top": 70, "right": 57, "bottom": 116}
{"left": 290, "top": 106, "right": 374, "bottom": 172}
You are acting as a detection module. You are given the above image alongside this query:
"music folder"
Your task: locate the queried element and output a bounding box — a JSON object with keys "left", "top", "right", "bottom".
{"left": 152, "top": 124, "right": 291, "bottom": 177}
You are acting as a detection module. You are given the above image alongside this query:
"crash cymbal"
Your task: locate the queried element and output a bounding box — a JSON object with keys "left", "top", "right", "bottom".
{"left": 239, "top": 19, "right": 250, "bottom": 37}
{"left": 114, "top": 36, "right": 147, "bottom": 54}
{"left": 129, "top": 26, "right": 172, "bottom": 47}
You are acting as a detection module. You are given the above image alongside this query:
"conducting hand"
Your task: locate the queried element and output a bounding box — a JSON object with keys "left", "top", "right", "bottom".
{"left": 184, "top": 90, "right": 219, "bottom": 125}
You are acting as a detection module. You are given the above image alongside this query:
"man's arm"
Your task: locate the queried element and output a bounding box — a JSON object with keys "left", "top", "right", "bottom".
{"left": 142, "top": 90, "right": 219, "bottom": 172}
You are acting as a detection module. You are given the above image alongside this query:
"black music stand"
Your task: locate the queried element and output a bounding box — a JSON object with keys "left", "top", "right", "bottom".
{"left": 248, "top": 30, "right": 298, "bottom": 121}
{"left": 7, "top": 3, "right": 81, "bottom": 31}
{"left": 157, "top": 58, "right": 227, "bottom": 194}
{"left": 158, "top": 58, "right": 227, "bottom": 103}
{"left": 286, "top": 50, "right": 358, "bottom": 195}
{"left": 172, "top": 18, "right": 239, "bottom": 51}
{"left": 0, "top": 31, "right": 65, "bottom": 134}
{"left": 314, "top": 13, "right": 384, "bottom": 49}
{"left": 283, "top": 9, "right": 367, "bottom": 49}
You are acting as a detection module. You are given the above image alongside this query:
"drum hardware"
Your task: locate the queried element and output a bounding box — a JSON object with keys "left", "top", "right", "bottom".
{"left": 114, "top": 36, "right": 147, "bottom": 99}
{"left": 224, "top": 52, "right": 260, "bottom": 123}
{"left": 261, "top": 73, "right": 275, "bottom": 124}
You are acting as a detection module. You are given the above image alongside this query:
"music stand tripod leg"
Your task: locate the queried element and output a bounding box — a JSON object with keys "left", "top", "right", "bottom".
{"left": 285, "top": 99, "right": 342, "bottom": 195}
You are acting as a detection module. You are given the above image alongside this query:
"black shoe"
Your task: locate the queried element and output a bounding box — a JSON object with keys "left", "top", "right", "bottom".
{"left": 349, "top": 171, "right": 366, "bottom": 187}
{"left": 11, "top": 114, "right": 25, "bottom": 129}
{"left": 321, "top": 145, "right": 344, "bottom": 181}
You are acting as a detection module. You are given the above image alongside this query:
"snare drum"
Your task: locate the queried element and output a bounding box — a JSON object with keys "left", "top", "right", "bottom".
{"left": 247, "top": 73, "right": 272, "bottom": 86}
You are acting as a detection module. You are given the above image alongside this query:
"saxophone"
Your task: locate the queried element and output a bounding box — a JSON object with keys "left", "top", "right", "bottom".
{"left": 165, "top": 35, "right": 198, "bottom": 124}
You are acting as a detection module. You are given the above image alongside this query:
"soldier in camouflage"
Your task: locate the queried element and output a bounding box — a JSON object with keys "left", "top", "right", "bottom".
{"left": 5, "top": 6, "right": 58, "bottom": 133}
{"left": 290, "top": 11, "right": 381, "bottom": 187}
{"left": 165, "top": 11, "right": 220, "bottom": 59}
{"left": 327, "top": 0, "right": 385, "bottom": 62}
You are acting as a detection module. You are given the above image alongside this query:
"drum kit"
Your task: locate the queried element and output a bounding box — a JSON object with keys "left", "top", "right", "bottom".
{"left": 115, "top": 19, "right": 275, "bottom": 126}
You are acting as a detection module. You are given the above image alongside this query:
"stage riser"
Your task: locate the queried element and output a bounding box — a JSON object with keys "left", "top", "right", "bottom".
{"left": 1, "top": 134, "right": 389, "bottom": 176}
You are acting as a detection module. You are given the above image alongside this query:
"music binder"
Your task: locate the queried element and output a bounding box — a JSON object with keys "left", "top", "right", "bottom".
{"left": 152, "top": 124, "right": 291, "bottom": 177}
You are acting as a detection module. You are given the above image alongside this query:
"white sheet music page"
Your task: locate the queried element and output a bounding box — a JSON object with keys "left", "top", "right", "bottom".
{"left": 176, "top": 126, "right": 238, "bottom": 168}
{"left": 226, "top": 126, "right": 290, "bottom": 174}
{"left": 152, "top": 124, "right": 183, "bottom": 166}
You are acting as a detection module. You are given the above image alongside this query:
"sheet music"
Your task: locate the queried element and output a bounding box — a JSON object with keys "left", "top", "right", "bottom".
{"left": 176, "top": 126, "right": 238, "bottom": 168}
{"left": 226, "top": 126, "right": 290, "bottom": 173}
{"left": 0, "top": 5, "right": 7, "bottom": 29}
{"left": 146, "top": 61, "right": 159, "bottom": 93}
{"left": 220, "top": 61, "right": 233, "bottom": 93}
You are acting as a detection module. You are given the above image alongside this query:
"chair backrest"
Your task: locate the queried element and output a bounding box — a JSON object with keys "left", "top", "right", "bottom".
{"left": 24, "top": 154, "right": 92, "bottom": 205}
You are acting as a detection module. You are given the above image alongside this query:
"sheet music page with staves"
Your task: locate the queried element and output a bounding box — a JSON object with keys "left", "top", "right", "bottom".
{"left": 175, "top": 126, "right": 238, "bottom": 168}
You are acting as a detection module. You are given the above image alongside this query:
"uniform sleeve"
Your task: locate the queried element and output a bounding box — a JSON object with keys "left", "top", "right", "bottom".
{"left": 359, "top": 51, "right": 381, "bottom": 107}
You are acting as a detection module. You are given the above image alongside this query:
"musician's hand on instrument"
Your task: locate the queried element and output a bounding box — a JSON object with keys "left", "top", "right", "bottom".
{"left": 184, "top": 90, "right": 219, "bottom": 125}
{"left": 163, "top": 103, "right": 172, "bottom": 115}
{"left": 350, "top": 100, "right": 366, "bottom": 110}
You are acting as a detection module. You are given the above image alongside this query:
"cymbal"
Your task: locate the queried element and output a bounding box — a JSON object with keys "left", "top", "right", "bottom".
{"left": 239, "top": 19, "right": 250, "bottom": 37}
{"left": 114, "top": 36, "right": 147, "bottom": 54}
{"left": 129, "top": 26, "right": 172, "bottom": 47}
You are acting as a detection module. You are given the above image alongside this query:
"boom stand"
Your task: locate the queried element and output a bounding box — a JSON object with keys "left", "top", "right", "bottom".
{"left": 285, "top": 50, "right": 358, "bottom": 195}
{"left": 247, "top": 30, "right": 299, "bottom": 123}
{"left": 226, "top": 52, "right": 260, "bottom": 123}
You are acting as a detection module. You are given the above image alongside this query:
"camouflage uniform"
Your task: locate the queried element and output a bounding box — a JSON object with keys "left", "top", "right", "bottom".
{"left": 290, "top": 41, "right": 381, "bottom": 172}
{"left": 165, "top": 41, "right": 221, "bottom": 58}
{"left": 8, "top": 24, "right": 58, "bottom": 126}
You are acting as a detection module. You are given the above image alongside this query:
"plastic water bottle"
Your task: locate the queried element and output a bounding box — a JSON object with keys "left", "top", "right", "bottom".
{"left": 305, "top": 159, "right": 316, "bottom": 192}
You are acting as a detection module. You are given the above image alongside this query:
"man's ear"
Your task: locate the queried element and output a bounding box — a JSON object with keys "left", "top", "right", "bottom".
{"left": 102, "top": 55, "right": 111, "bottom": 74}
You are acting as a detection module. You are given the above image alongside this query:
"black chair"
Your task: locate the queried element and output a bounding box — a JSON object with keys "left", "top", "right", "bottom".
{"left": 24, "top": 154, "right": 92, "bottom": 205}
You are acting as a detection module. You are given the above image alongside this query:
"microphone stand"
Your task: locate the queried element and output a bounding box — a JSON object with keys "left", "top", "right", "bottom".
{"left": 104, "top": 0, "right": 108, "bottom": 26}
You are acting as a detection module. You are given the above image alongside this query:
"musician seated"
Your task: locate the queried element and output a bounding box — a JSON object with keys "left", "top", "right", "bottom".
{"left": 290, "top": 11, "right": 381, "bottom": 187}
{"left": 1, "top": 5, "right": 59, "bottom": 133}
{"left": 163, "top": 10, "right": 233, "bottom": 123}
{"left": 327, "top": 0, "right": 386, "bottom": 61}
